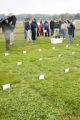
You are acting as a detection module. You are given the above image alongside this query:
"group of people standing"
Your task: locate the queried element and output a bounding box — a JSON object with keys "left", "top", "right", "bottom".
{"left": 0, "top": 16, "right": 76, "bottom": 51}
{"left": 24, "top": 18, "right": 76, "bottom": 44}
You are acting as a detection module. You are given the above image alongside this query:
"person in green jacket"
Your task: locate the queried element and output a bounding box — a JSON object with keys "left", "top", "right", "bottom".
{"left": 54, "top": 19, "right": 60, "bottom": 36}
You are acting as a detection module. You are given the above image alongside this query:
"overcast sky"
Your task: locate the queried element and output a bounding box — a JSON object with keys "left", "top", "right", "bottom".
{"left": 0, "top": 0, "right": 80, "bottom": 15}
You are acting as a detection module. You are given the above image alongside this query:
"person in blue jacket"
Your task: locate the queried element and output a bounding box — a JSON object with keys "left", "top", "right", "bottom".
{"left": 31, "top": 19, "right": 37, "bottom": 40}
{"left": 67, "top": 20, "right": 75, "bottom": 44}
{"left": 44, "top": 20, "right": 49, "bottom": 37}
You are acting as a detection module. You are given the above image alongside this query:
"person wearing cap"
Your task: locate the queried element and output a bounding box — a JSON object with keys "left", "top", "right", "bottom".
{"left": 2, "top": 19, "right": 13, "bottom": 50}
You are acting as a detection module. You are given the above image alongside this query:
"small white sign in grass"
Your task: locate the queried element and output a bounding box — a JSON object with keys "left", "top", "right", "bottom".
{"left": 52, "top": 47, "right": 55, "bottom": 50}
{"left": 23, "top": 51, "right": 27, "bottom": 54}
{"left": 4, "top": 53, "right": 9, "bottom": 56}
{"left": 39, "top": 75, "right": 45, "bottom": 80}
{"left": 17, "top": 62, "right": 22, "bottom": 65}
{"left": 64, "top": 68, "right": 70, "bottom": 73}
{"left": 72, "top": 52, "right": 76, "bottom": 55}
{"left": 38, "top": 58, "right": 43, "bottom": 61}
{"left": 38, "top": 49, "right": 42, "bottom": 52}
{"left": 51, "top": 38, "right": 63, "bottom": 44}
{"left": 58, "top": 54, "right": 62, "bottom": 57}
{"left": 66, "top": 45, "right": 68, "bottom": 48}
{"left": 2, "top": 83, "right": 11, "bottom": 90}
{"left": 76, "top": 44, "right": 79, "bottom": 47}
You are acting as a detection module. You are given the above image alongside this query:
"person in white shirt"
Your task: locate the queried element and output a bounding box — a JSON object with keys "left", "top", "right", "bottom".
{"left": 61, "top": 21, "right": 67, "bottom": 39}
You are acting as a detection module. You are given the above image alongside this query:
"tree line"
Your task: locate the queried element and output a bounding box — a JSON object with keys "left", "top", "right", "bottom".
{"left": 0, "top": 13, "right": 80, "bottom": 21}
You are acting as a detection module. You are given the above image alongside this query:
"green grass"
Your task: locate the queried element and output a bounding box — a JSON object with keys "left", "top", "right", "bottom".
{"left": 0, "top": 22, "right": 80, "bottom": 120}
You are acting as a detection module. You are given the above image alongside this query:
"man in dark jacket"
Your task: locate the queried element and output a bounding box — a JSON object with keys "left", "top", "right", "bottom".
{"left": 31, "top": 19, "right": 37, "bottom": 40}
{"left": 40, "top": 21, "right": 44, "bottom": 36}
{"left": 50, "top": 19, "right": 54, "bottom": 36}
{"left": 44, "top": 20, "right": 49, "bottom": 37}
{"left": 67, "top": 21, "right": 74, "bottom": 44}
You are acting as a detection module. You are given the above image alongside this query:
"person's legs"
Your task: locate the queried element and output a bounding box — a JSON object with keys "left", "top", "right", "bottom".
{"left": 61, "top": 29, "right": 64, "bottom": 38}
{"left": 47, "top": 29, "right": 49, "bottom": 37}
{"left": 10, "top": 32, "right": 14, "bottom": 45}
{"left": 32, "top": 30, "right": 34, "bottom": 40}
{"left": 54, "top": 29, "right": 58, "bottom": 36}
{"left": 24, "top": 30, "right": 27, "bottom": 39}
{"left": 69, "top": 35, "right": 73, "bottom": 44}
{"left": 6, "top": 39, "right": 10, "bottom": 50}
{"left": 64, "top": 30, "right": 66, "bottom": 39}
{"left": 51, "top": 29, "right": 52, "bottom": 36}
{"left": 45, "top": 30, "right": 47, "bottom": 37}
{"left": 63, "top": 30, "right": 65, "bottom": 39}
{"left": 42, "top": 29, "right": 44, "bottom": 36}
{"left": 52, "top": 29, "right": 54, "bottom": 36}
{"left": 41, "top": 29, "right": 43, "bottom": 36}
{"left": 51, "top": 29, "right": 54, "bottom": 36}
{"left": 72, "top": 30, "right": 74, "bottom": 38}
{"left": 27, "top": 30, "right": 29, "bottom": 42}
{"left": 32, "top": 29, "right": 36, "bottom": 40}
{"left": 28, "top": 30, "right": 32, "bottom": 42}
{"left": 34, "top": 29, "right": 36, "bottom": 40}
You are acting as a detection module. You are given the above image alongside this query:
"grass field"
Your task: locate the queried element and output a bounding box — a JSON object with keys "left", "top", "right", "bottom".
{"left": 0, "top": 21, "right": 80, "bottom": 120}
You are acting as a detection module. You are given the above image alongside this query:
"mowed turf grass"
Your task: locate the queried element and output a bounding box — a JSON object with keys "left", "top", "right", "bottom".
{"left": 0, "top": 21, "right": 80, "bottom": 120}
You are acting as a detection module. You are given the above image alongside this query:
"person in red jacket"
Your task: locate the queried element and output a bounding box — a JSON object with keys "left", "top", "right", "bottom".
{"left": 38, "top": 22, "right": 41, "bottom": 36}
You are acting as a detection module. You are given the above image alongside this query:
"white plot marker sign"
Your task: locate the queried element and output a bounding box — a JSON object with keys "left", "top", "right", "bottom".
{"left": 64, "top": 68, "right": 70, "bottom": 73}
{"left": 2, "top": 84, "right": 11, "bottom": 90}
{"left": 38, "top": 49, "right": 42, "bottom": 52}
{"left": 58, "top": 54, "right": 62, "bottom": 57}
{"left": 52, "top": 47, "right": 55, "bottom": 50}
{"left": 72, "top": 52, "right": 76, "bottom": 55}
{"left": 17, "top": 62, "right": 22, "bottom": 65}
{"left": 66, "top": 45, "right": 68, "bottom": 48}
{"left": 4, "top": 53, "right": 9, "bottom": 56}
{"left": 39, "top": 75, "right": 45, "bottom": 80}
{"left": 38, "top": 58, "right": 43, "bottom": 61}
{"left": 23, "top": 51, "right": 27, "bottom": 54}
{"left": 76, "top": 44, "right": 79, "bottom": 47}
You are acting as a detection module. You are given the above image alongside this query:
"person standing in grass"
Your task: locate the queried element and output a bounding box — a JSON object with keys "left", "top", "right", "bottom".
{"left": 31, "top": 19, "right": 37, "bottom": 40}
{"left": 50, "top": 19, "right": 54, "bottom": 36}
{"left": 54, "top": 19, "right": 60, "bottom": 36}
{"left": 44, "top": 20, "right": 49, "bottom": 37}
{"left": 40, "top": 21, "right": 44, "bottom": 36}
{"left": 26, "top": 18, "right": 32, "bottom": 42}
{"left": 9, "top": 20, "right": 15, "bottom": 45}
{"left": 61, "top": 21, "right": 67, "bottom": 39}
{"left": 72, "top": 19, "right": 76, "bottom": 38}
{"left": 2, "top": 19, "right": 13, "bottom": 51}
{"left": 38, "top": 22, "right": 41, "bottom": 36}
{"left": 24, "top": 18, "right": 27, "bottom": 39}
{"left": 67, "top": 20, "right": 74, "bottom": 44}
